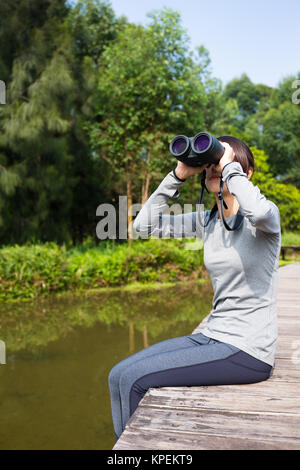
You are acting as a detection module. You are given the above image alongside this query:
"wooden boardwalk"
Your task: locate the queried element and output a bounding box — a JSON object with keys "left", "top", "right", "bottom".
{"left": 113, "top": 263, "right": 300, "bottom": 450}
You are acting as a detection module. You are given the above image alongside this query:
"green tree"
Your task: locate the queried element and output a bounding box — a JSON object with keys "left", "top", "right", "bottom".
{"left": 223, "top": 74, "right": 274, "bottom": 148}
{"left": 88, "top": 8, "right": 208, "bottom": 240}
{"left": 261, "top": 73, "right": 300, "bottom": 185}
{"left": 0, "top": 0, "right": 123, "bottom": 245}
{"left": 224, "top": 74, "right": 261, "bottom": 123}
{"left": 251, "top": 147, "right": 300, "bottom": 231}
{"left": 0, "top": 0, "right": 74, "bottom": 243}
{"left": 0, "top": 0, "right": 68, "bottom": 84}
{"left": 191, "top": 46, "right": 239, "bottom": 137}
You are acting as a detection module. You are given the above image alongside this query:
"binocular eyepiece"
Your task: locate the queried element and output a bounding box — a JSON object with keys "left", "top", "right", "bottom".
{"left": 169, "top": 132, "right": 225, "bottom": 167}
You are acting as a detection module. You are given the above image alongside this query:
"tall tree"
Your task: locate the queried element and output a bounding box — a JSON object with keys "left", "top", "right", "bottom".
{"left": 0, "top": 0, "right": 123, "bottom": 244}
{"left": 251, "top": 147, "right": 300, "bottom": 231}
{"left": 0, "top": 0, "right": 73, "bottom": 243}
{"left": 261, "top": 73, "right": 300, "bottom": 185}
{"left": 224, "top": 74, "right": 261, "bottom": 123}
{"left": 88, "top": 8, "right": 208, "bottom": 240}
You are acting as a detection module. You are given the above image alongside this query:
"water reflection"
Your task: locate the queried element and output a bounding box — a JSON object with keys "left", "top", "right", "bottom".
{"left": 0, "top": 280, "right": 213, "bottom": 449}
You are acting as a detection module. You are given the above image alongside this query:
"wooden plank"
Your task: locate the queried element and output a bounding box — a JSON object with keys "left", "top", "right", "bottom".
{"left": 145, "top": 381, "right": 300, "bottom": 400}
{"left": 271, "top": 370, "right": 300, "bottom": 382}
{"left": 277, "top": 336, "right": 300, "bottom": 348}
{"left": 277, "top": 317, "right": 300, "bottom": 321}
{"left": 281, "top": 245, "right": 300, "bottom": 249}
{"left": 114, "top": 428, "right": 300, "bottom": 450}
{"left": 277, "top": 282, "right": 300, "bottom": 286}
{"left": 277, "top": 291, "right": 300, "bottom": 294}
{"left": 124, "top": 407, "right": 300, "bottom": 442}
{"left": 273, "top": 357, "right": 300, "bottom": 370}
{"left": 277, "top": 294, "right": 300, "bottom": 298}
{"left": 278, "top": 326, "right": 300, "bottom": 335}
{"left": 277, "top": 302, "right": 300, "bottom": 308}
{"left": 140, "top": 386, "right": 300, "bottom": 414}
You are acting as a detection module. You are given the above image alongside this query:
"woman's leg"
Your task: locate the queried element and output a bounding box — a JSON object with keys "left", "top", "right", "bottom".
{"left": 118, "top": 340, "right": 272, "bottom": 437}
{"left": 108, "top": 332, "right": 212, "bottom": 439}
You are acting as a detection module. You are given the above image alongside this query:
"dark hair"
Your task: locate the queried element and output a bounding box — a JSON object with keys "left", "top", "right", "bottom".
{"left": 217, "top": 136, "right": 255, "bottom": 176}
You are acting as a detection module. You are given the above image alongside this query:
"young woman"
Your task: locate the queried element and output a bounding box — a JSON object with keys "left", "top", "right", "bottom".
{"left": 108, "top": 136, "right": 281, "bottom": 441}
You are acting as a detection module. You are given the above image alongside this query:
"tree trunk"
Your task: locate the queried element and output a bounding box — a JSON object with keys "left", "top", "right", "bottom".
{"left": 141, "top": 168, "right": 151, "bottom": 205}
{"left": 141, "top": 150, "right": 151, "bottom": 205}
{"left": 126, "top": 169, "right": 133, "bottom": 243}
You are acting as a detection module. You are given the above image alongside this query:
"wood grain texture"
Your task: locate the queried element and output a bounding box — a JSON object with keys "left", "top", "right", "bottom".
{"left": 114, "top": 428, "right": 300, "bottom": 450}
{"left": 113, "top": 263, "right": 300, "bottom": 450}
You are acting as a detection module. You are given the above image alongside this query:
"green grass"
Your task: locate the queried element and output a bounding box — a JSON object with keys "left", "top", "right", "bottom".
{"left": 281, "top": 231, "right": 300, "bottom": 245}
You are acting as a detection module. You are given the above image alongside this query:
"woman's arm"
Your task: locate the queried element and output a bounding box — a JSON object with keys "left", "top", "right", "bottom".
{"left": 222, "top": 162, "right": 281, "bottom": 233}
{"left": 133, "top": 170, "right": 204, "bottom": 239}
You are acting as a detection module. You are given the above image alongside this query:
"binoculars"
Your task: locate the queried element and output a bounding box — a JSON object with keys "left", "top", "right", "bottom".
{"left": 169, "top": 132, "right": 225, "bottom": 167}
{"left": 169, "top": 131, "right": 244, "bottom": 232}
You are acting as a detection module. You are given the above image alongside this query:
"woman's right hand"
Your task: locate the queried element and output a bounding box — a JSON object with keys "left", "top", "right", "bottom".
{"left": 174, "top": 161, "right": 209, "bottom": 180}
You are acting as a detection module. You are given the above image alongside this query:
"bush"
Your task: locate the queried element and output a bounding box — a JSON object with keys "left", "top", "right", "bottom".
{"left": 251, "top": 147, "right": 300, "bottom": 231}
{"left": 0, "top": 238, "right": 205, "bottom": 301}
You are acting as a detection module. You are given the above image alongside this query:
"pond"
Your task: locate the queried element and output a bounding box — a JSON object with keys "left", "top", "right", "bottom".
{"left": 0, "top": 279, "right": 213, "bottom": 449}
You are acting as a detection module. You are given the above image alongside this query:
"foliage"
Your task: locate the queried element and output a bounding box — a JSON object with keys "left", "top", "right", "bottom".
{"left": 0, "top": 0, "right": 299, "bottom": 244}
{"left": 0, "top": 0, "right": 121, "bottom": 244}
{"left": 251, "top": 147, "right": 300, "bottom": 231}
{"left": 86, "top": 8, "right": 209, "bottom": 223}
{"left": 281, "top": 231, "right": 300, "bottom": 245}
{"left": 261, "top": 75, "right": 300, "bottom": 183}
{"left": 0, "top": 239, "right": 205, "bottom": 301}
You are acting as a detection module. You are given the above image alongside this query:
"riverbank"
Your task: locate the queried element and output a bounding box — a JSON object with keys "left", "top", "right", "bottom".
{"left": 0, "top": 238, "right": 206, "bottom": 302}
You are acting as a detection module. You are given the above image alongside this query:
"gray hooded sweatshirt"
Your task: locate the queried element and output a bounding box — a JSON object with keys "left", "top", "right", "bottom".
{"left": 132, "top": 162, "right": 281, "bottom": 366}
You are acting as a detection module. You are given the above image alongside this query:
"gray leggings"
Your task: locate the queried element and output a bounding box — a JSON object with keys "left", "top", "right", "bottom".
{"left": 108, "top": 332, "right": 272, "bottom": 439}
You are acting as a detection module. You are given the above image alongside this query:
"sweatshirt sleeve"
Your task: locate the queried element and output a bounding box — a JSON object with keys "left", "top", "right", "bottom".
{"left": 222, "top": 162, "right": 281, "bottom": 234}
{"left": 132, "top": 170, "right": 204, "bottom": 239}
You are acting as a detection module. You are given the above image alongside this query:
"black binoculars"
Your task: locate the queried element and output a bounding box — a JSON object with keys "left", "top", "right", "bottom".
{"left": 169, "top": 131, "right": 244, "bottom": 232}
{"left": 169, "top": 132, "right": 225, "bottom": 167}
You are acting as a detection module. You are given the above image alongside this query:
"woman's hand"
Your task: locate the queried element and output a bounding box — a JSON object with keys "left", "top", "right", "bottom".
{"left": 174, "top": 141, "right": 235, "bottom": 180}
{"left": 214, "top": 141, "right": 235, "bottom": 173}
{"left": 174, "top": 161, "right": 208, "bottom": 180}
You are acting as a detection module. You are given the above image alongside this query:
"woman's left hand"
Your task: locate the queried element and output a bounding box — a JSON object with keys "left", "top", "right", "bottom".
{"left": 214, "top": 141, "right": 235, "bottom": 173}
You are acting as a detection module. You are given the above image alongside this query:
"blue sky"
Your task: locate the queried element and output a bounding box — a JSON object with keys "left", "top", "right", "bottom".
{"left": 109, "top": 0, "right": 300, "bottom": 88}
